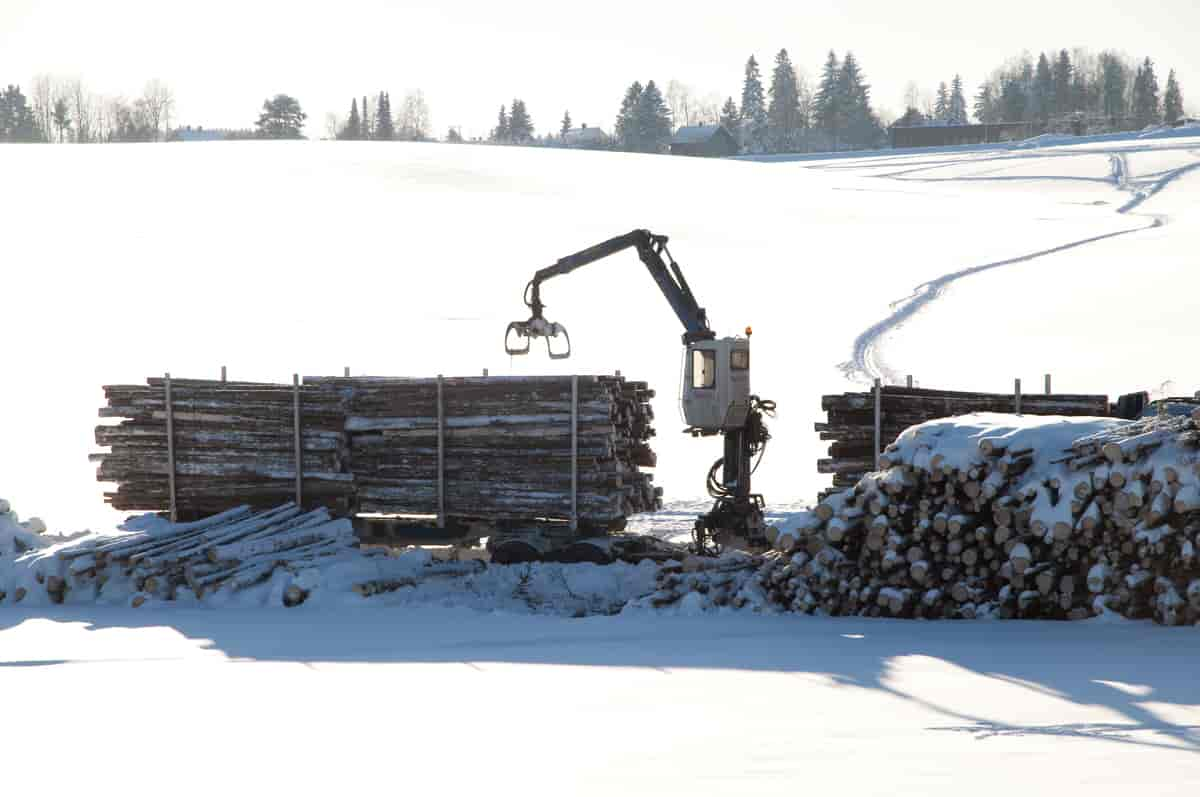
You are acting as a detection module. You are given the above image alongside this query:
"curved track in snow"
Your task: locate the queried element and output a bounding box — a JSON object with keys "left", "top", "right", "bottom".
{"left": 839, "top": 146, "right": 1198, "bottom": 384}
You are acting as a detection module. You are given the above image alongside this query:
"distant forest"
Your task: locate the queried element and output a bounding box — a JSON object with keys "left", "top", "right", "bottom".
{"left": 1, "top": 45, "right": 1189, "bottom": 154}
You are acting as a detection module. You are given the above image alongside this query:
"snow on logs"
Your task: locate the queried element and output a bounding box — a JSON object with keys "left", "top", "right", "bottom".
{"left": 817, "top": 386, "right": 1110, "bottom": 492}
{"left": 653, "top": 412, "right": 1200, "bottom": 625}
{"left": 93, "top": 374, "right": 661, "bottom": 527}
{"left": 1, "top": 504, "right": 361, "bottom": 607}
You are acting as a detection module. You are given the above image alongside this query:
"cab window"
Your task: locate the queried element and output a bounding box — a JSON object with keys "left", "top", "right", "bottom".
{"left": 731, "top": 349, "right": 749, "bottom": 370}
{"left": 692, "top": 349, "right": 716, "bottom": 389}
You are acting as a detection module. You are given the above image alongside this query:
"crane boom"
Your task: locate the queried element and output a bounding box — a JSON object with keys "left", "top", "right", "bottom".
{"left": 505, "top": 229, "right": 715, "bottom": 358}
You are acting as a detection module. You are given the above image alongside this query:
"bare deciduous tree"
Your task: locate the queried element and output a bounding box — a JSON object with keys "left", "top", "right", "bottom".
{"left": 65, "top": 78, "right": 95, "bottom": 142}
{"left": 666, "top": 80, "right": 693, "bottom": 127}
{"left": 140, "top": 79, "right": 175, "bottom": 140}
{"left": 323, "top": 112, "right": 341, "bottom": 140}
{"left": 31, "top": 74, "right": 59, "bottom": 142}
{"left": 397, "top": 90, "right": 431, "bottom": 140}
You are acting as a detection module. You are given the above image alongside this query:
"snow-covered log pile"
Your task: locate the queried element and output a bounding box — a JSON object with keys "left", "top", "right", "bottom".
{"left": 0, "top": 500, "right": 660, "bottom": 613}
{"left": 306, "top": 375, "right": 661, "bottom": 525}
{"left": 818, "top": 387, "right": 1111, "bottom": 492}
{"left": 648, "top": 412, "right": 1200, "bottom": 625}
{"left": 1, "top": 503, "right": 364, "bottom": 607}
{"left": 95, "top": 379, "right": 354, "bottom": 515}
{"left": 1, "top": 498, "right": 51, "bottom": 560}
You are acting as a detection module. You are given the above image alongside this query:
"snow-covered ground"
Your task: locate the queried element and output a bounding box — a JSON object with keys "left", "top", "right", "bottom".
{"left": 4, "top": 133, "right": 1200, "bottom": 792}
{"left": 4, "top": 606, "right": 1199, "bottom": 794}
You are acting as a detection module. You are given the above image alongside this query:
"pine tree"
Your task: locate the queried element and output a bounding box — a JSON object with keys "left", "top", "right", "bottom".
{"left": 341, "top": 98, "right": 360, "bottom": 140}
{"left": 0, "top": 85, "right": 33, "bottom": 141}
{"left": 934, "top": 82, "right": 949, "bottom": 122}
{"left": 719, "top": 97, "right": 739, "bottom": 133}
{"left": 1033, "top": 53, "right": 1053, "bottom": 123}
{"left": 614, "top": 81, "right": 643, "bottom": 151}
{"left": 1164, "top": 69, "right": 1184, "bottom": 124}
{"left": 740, "top": 55, "right": 767, "bottom": 152}
{"left": 1000, "top": 78, "right": 1027, "bottom": 122}
{"left": 375, "top": 92, "right": 395, "bottom": 140}
{"left": 813, "top": 50, "right": 842, "bottom": 148}
{"left": 634, "top": 80, "right": 671, "bottom": 153}
{"left": 1052, "top": 49, "right": 1073, "bottom": 116}
{"left": 949, "top": 75, "right": 968, "bottom": 124}
{"left": 1132, "top": 57, "right": 1161, "bottom": 127}
{"left": 1100, "top": 53, "right": 1126, "bottom": 126}
{"left": 767, "top": 48, "right": 801, "bottom": 152}
{"left": 361, "top": 95, "right": 370, "bottom": 139}
{"left": 974, "top": 83, "right": 996, "bottom": 124}
{"left": 509, "top": 99, "right": 533, "bottom": 143}
{"left": 560, "top": 110, "right": 572, "bottom": 137}
{"left": 837, "top": 52, "right": 881, "bottom": 150}
{"left": 51, "top": 97, "right": 71, "bottom": 143}
{"left": 494, "top": 104, "right": 509, "bottom": 142}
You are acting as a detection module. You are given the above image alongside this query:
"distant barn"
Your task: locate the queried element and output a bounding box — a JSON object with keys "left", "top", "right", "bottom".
{"left": 670, "top": 124, "right": 738, "bottom": 157}
{"left": 562, "top": 124, "right": 610, "bottom": 149}
{"left": 889, "top": 123, "right": 1032, "bottom": 149}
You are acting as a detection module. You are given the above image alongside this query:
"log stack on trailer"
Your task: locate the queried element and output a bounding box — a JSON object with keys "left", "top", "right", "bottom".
{"left": 95, "top": 378, "right": 354, "bottom": 517}
{"left": 93, "top": 373, "right": 661, "bottom": 552}
{"left": 817, "top": 385, "right": 1110, "bottom": 493}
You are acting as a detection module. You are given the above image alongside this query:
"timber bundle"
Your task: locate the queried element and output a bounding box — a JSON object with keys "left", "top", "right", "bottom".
{"left": 95, "top": 379, "right": 353, "bottom": 515}
{"left": 306, "top": 376, "right": 659, "bottom": 525}
{"left": 648, "top": 411, "right": 1200, "bottom": 625}
{"left": 818, "top": 387, "right": 1110, "bottom": 492}
{"left": 94, "top": 374, "right": 660, "bottom": 527}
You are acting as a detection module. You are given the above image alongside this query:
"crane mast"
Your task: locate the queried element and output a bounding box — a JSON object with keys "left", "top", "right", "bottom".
{"left": 505, "top": 229, "right": 774, "bottom": 553}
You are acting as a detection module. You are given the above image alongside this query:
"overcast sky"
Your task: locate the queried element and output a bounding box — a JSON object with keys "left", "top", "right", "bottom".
{"left": 1, "top": 0, "right": 1197, "bottom": 138}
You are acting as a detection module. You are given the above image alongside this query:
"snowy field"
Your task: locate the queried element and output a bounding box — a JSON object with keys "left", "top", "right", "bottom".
{"left": 3, "top": 133, "right": 1200, "bottom": 793}
{"left": 5, "top": 606, "right": 1200, "bottom": 794}
{"left": 4, "top": 132, "right": 1200, "bottom": 532}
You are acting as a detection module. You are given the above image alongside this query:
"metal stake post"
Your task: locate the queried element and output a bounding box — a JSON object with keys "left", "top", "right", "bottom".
{"left": 1045, "top": 374, "right": 1052, "bottom": 395}
{"left": 571, "top": 375, "right": 579, "bottom": 531}
{"left": 165, "top": 372, "right": 177, "bottom": 522}
{"left": 1015, "top": 378, "right": 1023, "bottom": 414}
{"left": 437, "top": 375, "right": 445, "bottom": 528}
{"left": 873, "top": 378, "right": 882, "bottom": 471}
{"left": 293, "top": 374, "right": 303, "bottom": 507}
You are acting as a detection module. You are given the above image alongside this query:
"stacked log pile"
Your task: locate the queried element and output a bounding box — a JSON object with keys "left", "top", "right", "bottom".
{"left": 648, "top": 411, "right": 1200, "bottom": 625}
{"left": 95, "top": 379, "right": 353, "bottom": 515}
{"left": 306, "top": 375, "right": 660, "bottom": 526}
{"left": 94, "top": 374, "right": 661, "bottom": 527}
{"left": 818, "top": 386, "right": 1110, "bottom": 492}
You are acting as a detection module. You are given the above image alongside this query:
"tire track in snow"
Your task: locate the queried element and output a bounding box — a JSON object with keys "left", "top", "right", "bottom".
{"left": 839, "top": 149, "right": 1195, "bottom": 384}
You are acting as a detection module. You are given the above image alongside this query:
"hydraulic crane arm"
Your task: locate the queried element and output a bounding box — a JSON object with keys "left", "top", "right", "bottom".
{"left": 506, "top": 229, "right": 716, "bottom": 359}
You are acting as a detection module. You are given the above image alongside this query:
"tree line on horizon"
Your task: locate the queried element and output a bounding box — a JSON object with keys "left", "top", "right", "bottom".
{"left": 4, "top": 47, "right": 1191, "bottom": 149}
{"left": 900, "top": 48, "right": 1187, "bottom": 133}
{"left": 331, "top": 90, "right": 431, "bottom": 141}
{"left": 474, "top": 49, "right": 886, "bottom": 155}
